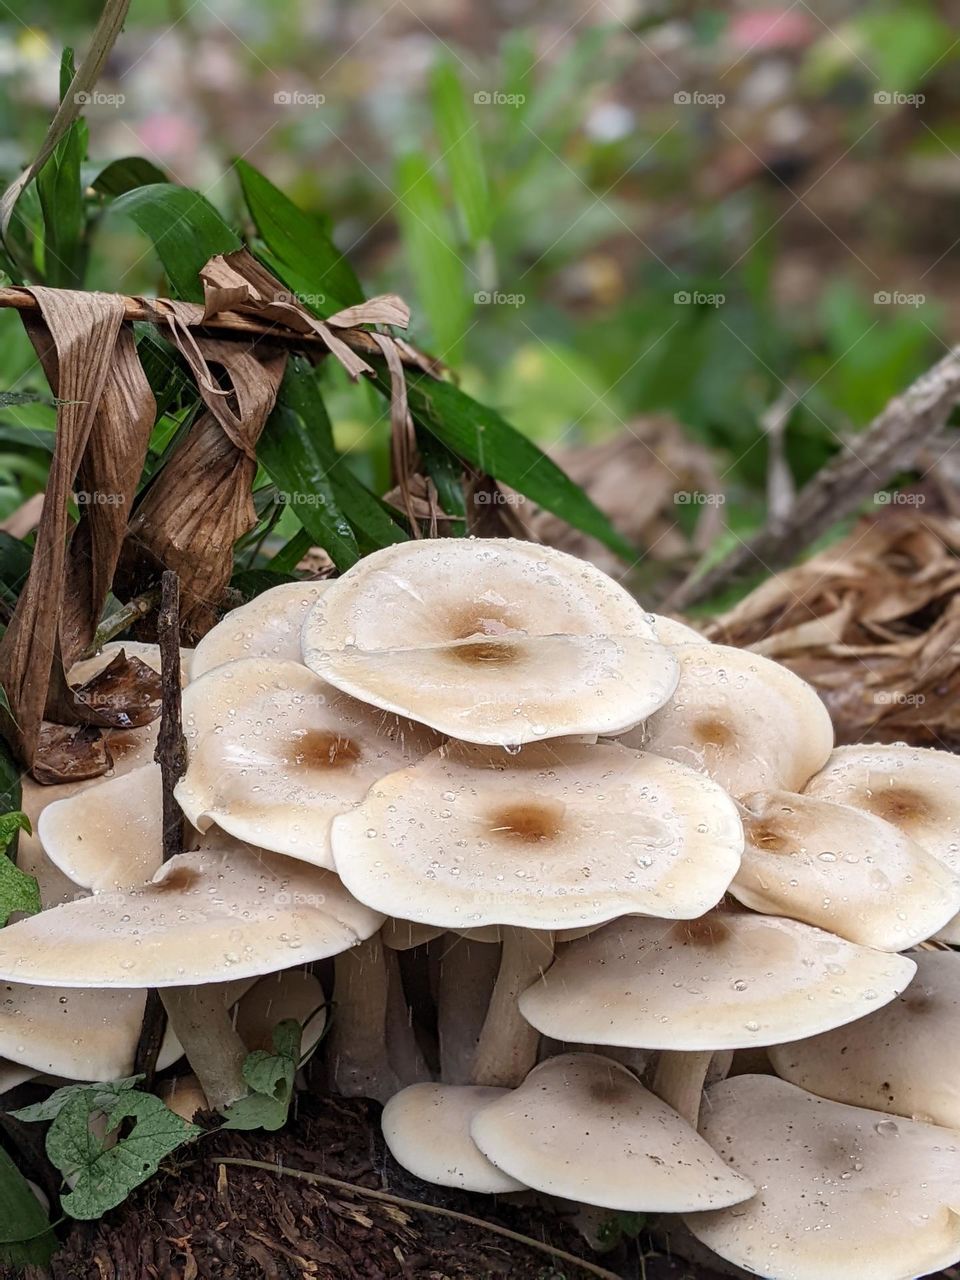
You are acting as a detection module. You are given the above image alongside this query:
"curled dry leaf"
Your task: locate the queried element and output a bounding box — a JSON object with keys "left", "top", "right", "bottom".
{"left": 68, "top": 651, "right": 162, "bottom": 730}
{"left": 32, "top": 725, "right": 111, "bottom": 786}
{"left": 0, "top": 286, "right": 155, "bottom": 769}
{"left": 712, "top": 509, "right": 960, "bottom": 748}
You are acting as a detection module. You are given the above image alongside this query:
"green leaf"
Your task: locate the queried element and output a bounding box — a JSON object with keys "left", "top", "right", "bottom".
{"left": 236, "top": 159, "right": 363, "bottom": 311}
{"left": 47, "top": 1089, "right": 200, "bottom": 1220}
{"left": 0, "top": 391, "right": 54, "bottom": 410}
{"left": 429, "top": 61, "right": 492, "bottom": 243}
{"left": 259, "top": 360, "right": 407, "bottom": 567}
{"left": 268, "top": 527, "right": 313, "bottom": 574}
{"left": 0, "top": 812, "right": 39, "bottom": 926}
{"left": 387, "top": 369, "right": 635, "bottom": 561}
{"left": 89, "top": 156, "right": 168, "bottom": 198}
{"left": 13, "top": 1076, "right": 143, "bottom": 1125}
{"left": 220, "top": 1019, "right": 301, "bottom": 1132}
{"left": 0, "top": 738, "right": 21, "bottom": 816}
{"left": 0, "top": 1145, "right": 57, "bottom": 1267}
{"left": 416, "top": 427, "right": 466, "bottom": 527}
{"left": 394, "top": 152, "right": 470, "bottom": 362}
{"left": 259, "top": 404, "right": 360, "bottom": 573}
{"left": 36, "top": 120, "right": 86, "bottom": 288}
{"left": 109, "top": 184, "right": 241, "bottom": 301}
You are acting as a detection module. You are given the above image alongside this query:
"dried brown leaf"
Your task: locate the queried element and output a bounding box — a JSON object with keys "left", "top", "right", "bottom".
{"left": 32, "top": 723, "right": 110, "bottom": 786}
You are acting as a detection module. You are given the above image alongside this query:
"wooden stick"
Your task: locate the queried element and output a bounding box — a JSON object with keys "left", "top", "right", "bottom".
{"left": 133, "top": 571, "right": 184, "bottom": 1084}
{"left": 215, "top": 1158, "right": 624, "bottom": 1280}
{"left": 669, "top": 345, "right": 960, "bottom": 609}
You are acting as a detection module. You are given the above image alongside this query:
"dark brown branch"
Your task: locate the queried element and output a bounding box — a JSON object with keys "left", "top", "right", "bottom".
{"left": 134, "top": 570, "right": 186, "bottom": 1084}
{"left": 668, "top": 345, "right": 960, "bottom": 609}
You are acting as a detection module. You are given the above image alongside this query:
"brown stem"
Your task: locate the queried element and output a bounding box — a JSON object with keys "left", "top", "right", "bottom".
{"left": 471, "top": 928, "right": 553, "bottom": 1088}
{"left": 83, "top": 586, "right": 161, "bottom": 658}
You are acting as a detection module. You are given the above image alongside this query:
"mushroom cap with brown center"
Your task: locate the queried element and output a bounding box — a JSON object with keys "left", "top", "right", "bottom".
{"left": 769, "top": 950, "right": 960, "bottom": 1130}
{"left": 301, "top": 538, "right": 679, "bottom": 745}
{"left": 0, "top": 841, "right": 383, "bottom": 988}
{"left": 469, "top": 1052, "right": 754, "bottom": 1212}
{"left": 733, "top": 789, "right": 960, "bottom": 950}
{"left": 382, "top": 1083, "right": 527, "bottom": 1193}
{"left": 618, "top": 643, "right": 834, "bottom": 797}
{"left": 518, "top": 911, "right": 916, "bottom": 1050}
{"left": 331, "top": 741, "right": 744, "bottom": 929}
{"left": 804, "top": 744, "right": 960, "bottom": 943}
{"left": 190, "top": 580, "right": 329, "bottom": 679}
{"left": 175, "top": 658, "right": 441, "bottom": 869}
{"left": 685, "top": 1074, "right": 960, "bottom": 1280}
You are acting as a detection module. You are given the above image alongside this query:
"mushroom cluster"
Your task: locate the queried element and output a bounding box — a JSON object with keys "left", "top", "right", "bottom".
{"left": 3, "top": 539, "right": 960, "bottom": 1279}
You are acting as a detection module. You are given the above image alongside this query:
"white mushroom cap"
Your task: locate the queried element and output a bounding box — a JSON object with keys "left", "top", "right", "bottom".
{"left": 618, "top": 643, "right": 834, "bottom": 796}
{"left": 234, "top": 969, "right": 326, "bottom": 1055}
{"left": 301, "top": 538, "right": 679, "bottom": 746}
{"left": 332, "top": 741, "right": 744, "bottom": 929}
{"left": 380, "top": 919, "right": 446, "bottom": 950}
{"left": 804, "top": 744, "right": 960, "bottom": 943}
{"left": 649, "top": 614, "right": 709, "bottom": 645}
{"left": 190, "top": 580, "right": 330, "bottom": 679}
{"left": 38, "top": 764, "right": 162, "bottom": 892}
{"left": 685, "top": 1074, "right": 960, "bottom": 1280}
{"left": 0, "top": 982, "right": 183, "bottom": 1080}
{"left": 0, "top": 841, "right": 384, "bottom": 988}
{"left": 518, "top": 912, "right": 916, "bottom": 1050}
{"left": 734, "top": 789, "right": 960, "bottom": 950}
{"left": 470, "top": 1053, "right": 754, "bottom": 1212}
{"left": 175, "top": 658, "right": 441, "bottom": 869}
{"left": 769, "top": 950, "right": 960, "bottom": 1130}
{"left": 382, "top": 1083, "right": 526, "bottom": 1193}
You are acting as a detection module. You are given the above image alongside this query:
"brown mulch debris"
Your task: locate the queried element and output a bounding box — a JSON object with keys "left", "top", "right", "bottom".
{"left": 11, "top": 1095, "right": 724, "bottom": 1280}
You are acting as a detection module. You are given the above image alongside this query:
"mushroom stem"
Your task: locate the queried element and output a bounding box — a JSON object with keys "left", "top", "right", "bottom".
{"left": 651, "top": 1050, "right": 715, "bottom": 1127}
{"left": 326, "top": 935, "right": 400, "bottom": 1103}
{"left": 472, "top": 928, "right": 553, "bottom": 1088}
{"left": 438, "top": 934, "right": 501, "bottom": 1085}
{"left": 384, "top": 945, "right": 432, "bottom": 1086}
{"left": 160, "top": 986, "right": 248, "bottom": 1111}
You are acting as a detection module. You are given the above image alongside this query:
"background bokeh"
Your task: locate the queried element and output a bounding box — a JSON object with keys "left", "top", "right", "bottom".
{"left": 0, "top": 0, "right": 958, "bottom": 567}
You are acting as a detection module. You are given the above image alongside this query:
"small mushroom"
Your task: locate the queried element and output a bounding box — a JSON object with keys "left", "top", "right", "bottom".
{"left": 331, "top": 740, "right": 744, "bottom": 929}
{"left": 685, "top": 1074, "right": 960, "bottom": 1280}
{"left": 618, "top": 643, "right": 834, "bottom": 796}
{"left": 804, "top": 743, "right": 960, "bottom": 943}
{"left": 518, "top": 911, "right": 916, "bottom": 1050}
{"left": 0, "top": 982, "right": 183, "bottom": 1081}
{"left": 175, "top": 658, "right": 441, "bottom": 868}
{"left": 469, "top": 1053, "right": 755, "bottom": 1212}
{"left": 734, "top": 789, "right": 960, "bottom": 949}
{"left": 769, "top": 950, "right": 960, "bottom": 1129}
{"left": 382, "top": 1083, "right": 526, "bottom": 1193}
{"left": 301, "top": 538, "right": 679, "bottom": 745}
{"left": 159, "top": 1074, "right": 209, "bottom": 1122}
{"left": 190, "top": 580, "right": 330, "bottom": 678}
{"left": 233, "top": 969, "right": 326, "bottom": 1055}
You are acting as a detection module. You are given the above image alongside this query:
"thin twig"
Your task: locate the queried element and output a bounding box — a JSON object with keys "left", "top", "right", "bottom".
{"left": 82, "top": 586, "right": 162, "bottom": 657}
{"left": 215, "top": 1157, "right": 624, "bottom": 1280}
{"left": 134, "top": 571, "right": 185, "bottom": 1084}
{"left": 669, "top": 344, "right": 960, "bottom": 609}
